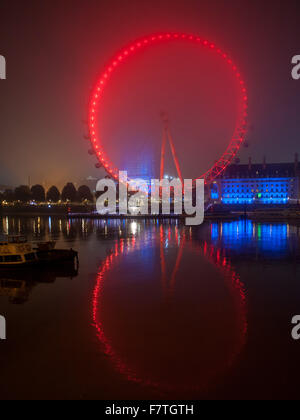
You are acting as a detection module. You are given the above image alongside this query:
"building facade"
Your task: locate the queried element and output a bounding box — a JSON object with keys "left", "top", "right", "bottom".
{"left": 211, "top": 156, "right": 300, "bottom": 205}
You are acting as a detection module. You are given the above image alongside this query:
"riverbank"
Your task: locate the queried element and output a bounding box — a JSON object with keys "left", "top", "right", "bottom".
{"left": 1, "top": 204, "right": 300, "bottom": 223}
{"left": 0, "top": 203, "right": 93, "bottom": 216}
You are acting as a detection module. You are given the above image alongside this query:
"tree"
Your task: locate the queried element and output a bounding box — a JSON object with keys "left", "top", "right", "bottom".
{"left": 46, "top": 186, "right": 60, "bottom": 203}
{"left": 77, "top": 185, "right": 93, "bottom": 203}
{"left": 61, "top": 183, "right": 77, "bottom": 203}
{"left": 14, "top": 185, "right": 31, "bottom": 203}
{"left": 3, "top": 189, "right": 15, "bottom": 203}
{"left": 31, "top": 184, "right": 46, "bottom": 202}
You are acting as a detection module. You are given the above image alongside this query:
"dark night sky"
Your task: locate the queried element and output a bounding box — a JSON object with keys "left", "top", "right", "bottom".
{"left": 0, "top": 0, "right": 300, "bottom": 188}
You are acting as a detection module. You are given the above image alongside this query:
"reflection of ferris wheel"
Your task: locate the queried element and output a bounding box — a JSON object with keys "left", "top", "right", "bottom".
{"left": 87, "top": 33, "right": 248, "bottom": 183}
{"left": 92, "top": 226, "right": 247, "bottom": 393}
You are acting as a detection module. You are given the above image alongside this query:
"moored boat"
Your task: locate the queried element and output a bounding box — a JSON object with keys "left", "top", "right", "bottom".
{"left": 0, "top": 235, "right": 38, "bottom": 267}
{"left": 0, "top": 235, "right": 78, "bottom": 269}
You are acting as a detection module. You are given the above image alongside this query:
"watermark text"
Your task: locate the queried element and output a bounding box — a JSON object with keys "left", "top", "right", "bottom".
{"left": 292, "top": 55, "right": 300, "bottom": 80}
{"left": 0, "top": 315, "right": 6, "bottom": 340}
{"left": 96, "top": 171, "right": 204, "bottom": 226}
{"left": 0, "top": 55, "right": 6, "bottom": 80}
{"left": 292, "top": 315, "right": 300, "bottom": 340}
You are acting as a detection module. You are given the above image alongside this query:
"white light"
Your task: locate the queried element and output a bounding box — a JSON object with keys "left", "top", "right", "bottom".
{"left": 130, "top": 221, "right": 138, "bottom": 236}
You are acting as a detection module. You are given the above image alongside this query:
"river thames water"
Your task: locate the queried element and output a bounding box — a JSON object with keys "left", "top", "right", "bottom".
{"left": 0, "top": 216, "right": 300, "bottom": 400}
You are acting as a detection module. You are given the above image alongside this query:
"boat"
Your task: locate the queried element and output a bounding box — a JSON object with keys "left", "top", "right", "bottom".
{"left": 0, "top": 235, "right": 38, "bottom": 267}
{"left": 0, "top": 235, "right": 78, "bottom": 269}
{"left": 35, "top": 247, "right": 79, "bottom": 266}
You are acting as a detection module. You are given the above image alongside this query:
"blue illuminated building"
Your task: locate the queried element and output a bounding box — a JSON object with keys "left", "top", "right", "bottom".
{"left": 211, "top": 156, "right": 300, "bottom": 206}
{"left": 220, "top": 177, "right": 293, "bottom": 205}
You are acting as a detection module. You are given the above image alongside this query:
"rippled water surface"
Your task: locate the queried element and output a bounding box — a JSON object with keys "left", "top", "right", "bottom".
{"left": 1, "top": 216, "right": 300, "bottom": 399}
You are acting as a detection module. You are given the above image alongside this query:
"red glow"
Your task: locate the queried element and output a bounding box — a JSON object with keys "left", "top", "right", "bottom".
{"left": 88, "top": 33, "right": 248, "bottom": 182}
{"left": 92, "top": 229, "right": 248, "bottom": 393}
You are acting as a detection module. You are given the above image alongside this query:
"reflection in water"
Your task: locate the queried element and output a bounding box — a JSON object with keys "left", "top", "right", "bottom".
{"left": 209, "top": 220, "right": 300, "bottom": 260}
{"left": 2, "top": 216, "right": 153, "bottom": 243}
{"left": 0, "top": 278, "right": 35, "bottom": 305}
{"left": 1, "top": 216, "right": 300, "bottom": 399}
{"left": 1, "top": 215, "right": 81, "bottom": 305}
{"left": 3, "top": 216, "right": 299, "bottom": 257}
{"left": 92, "top": 224, "right": 247, "bottom": 395}
{"left": 0, "top": 264, "right": 79, "bottom": 304}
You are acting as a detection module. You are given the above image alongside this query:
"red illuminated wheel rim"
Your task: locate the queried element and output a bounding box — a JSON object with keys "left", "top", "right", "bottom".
{"left": 88, "top": 33, "right": 248, "bottom": 182}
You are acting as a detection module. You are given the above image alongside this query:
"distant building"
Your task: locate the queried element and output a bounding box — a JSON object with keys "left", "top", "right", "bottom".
{"left": 211, "top": 155, "right": 300, "bottom": 205}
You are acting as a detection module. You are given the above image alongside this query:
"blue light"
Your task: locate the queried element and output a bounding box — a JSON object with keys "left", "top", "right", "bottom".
{"left": 211, "top": 223, "right": 219, "bottom": 240}
{"left": 210, "top": 183, "right": 219, "bottom": 200}
{"left": 210, "top": 220, "right": 289, "bottom": 257}
{"left": 220, "top": 177, "right": 291, "bottom": 205}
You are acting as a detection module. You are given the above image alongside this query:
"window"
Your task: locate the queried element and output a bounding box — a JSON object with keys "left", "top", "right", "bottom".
{"left": 3, "top": 255, "right": 22, "bottom": 263}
